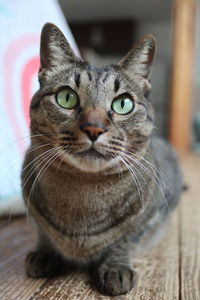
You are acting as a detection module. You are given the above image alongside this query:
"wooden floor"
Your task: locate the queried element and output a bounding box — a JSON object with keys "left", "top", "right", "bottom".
{"left": 0, "top": 154, "right": 199, "bottom": 300}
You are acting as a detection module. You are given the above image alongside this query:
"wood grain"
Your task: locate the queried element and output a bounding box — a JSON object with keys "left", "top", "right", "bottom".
{"left": 0, "top": 219, "right": 47, "bottom": 300}
{"left": 179, "top": 154, "right": 200, "bottom": 300}
{"left": 130, "top": 212, "right": 179, "bottom": 300}
{"left": 0, "top": 218, "right": 11, "bottom": 230}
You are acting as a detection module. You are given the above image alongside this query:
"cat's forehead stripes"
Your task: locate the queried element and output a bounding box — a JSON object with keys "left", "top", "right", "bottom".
{"left": 83, "top": 69, "right": 121, "bottom": 92}
{"left": 87, "top": 71, "right": 92, "bottom": 82}
{"left": 101, "top": 73, "right": 109, "bottom": 84}
{"left": 74, "top": 73, "right": 81, "bottom": 88}
{"left": 114, "top": 78, "right": 120, "bottom": 93}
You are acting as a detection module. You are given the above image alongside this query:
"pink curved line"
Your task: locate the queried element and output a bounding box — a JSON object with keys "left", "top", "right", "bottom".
{"left": 4, "top": 35, "right": 40, "bottom": 153}
{"left": 21, "top": 57, "right": 40, "bottom": 127}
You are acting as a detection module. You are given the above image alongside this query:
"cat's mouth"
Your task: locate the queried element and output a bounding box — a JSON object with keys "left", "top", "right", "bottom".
{"left": 74, "top": 148, "right": 108, "bottom": 160}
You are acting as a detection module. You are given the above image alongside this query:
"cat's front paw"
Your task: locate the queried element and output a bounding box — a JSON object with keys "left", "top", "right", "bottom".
{"left": 25, "top": 251, "right": 63, "bottom": 278}
{"left": 97, "top": 265, "right": 136, "bottom": 296}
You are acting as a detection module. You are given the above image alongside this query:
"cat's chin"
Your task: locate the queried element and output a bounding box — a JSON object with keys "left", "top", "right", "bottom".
{"left": 65, "top": 149, "right": 117, "bottom": 173}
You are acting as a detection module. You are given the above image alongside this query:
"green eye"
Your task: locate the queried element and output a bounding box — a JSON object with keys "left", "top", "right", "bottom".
{"left": 56, "top": 88, "right": 79, "bottom": 109}
{"left": 111, "top": 95, "right": 134, "bottom": 115}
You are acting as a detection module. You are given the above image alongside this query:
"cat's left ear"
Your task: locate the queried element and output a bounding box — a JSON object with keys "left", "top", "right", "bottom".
{"left": 39, "top": 23, "right": 80, "bottom": 71}
{"left": 118, "top": 35, "right": 156, "bottom": 93}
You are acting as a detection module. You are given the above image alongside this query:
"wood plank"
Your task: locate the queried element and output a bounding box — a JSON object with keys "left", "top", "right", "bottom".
{"left": 130, "top": 211, "right": 179, "bottom": 300}
{"left": 0, "top": 218, "right": 35, "bottom": 267}
{"left": 0, "top": 217, "right": 14, "bottom": 230}
{"left": 180, "top": 154, "right": 200, "bottom": 300}
{"left": 169, "top": 0, "right": 196, "bottom": 153}
{"left": 0, "top": 218, "right": 47, "bottom": 300}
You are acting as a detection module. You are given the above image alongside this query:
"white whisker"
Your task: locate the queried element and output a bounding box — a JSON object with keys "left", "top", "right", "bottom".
{"left": 26, "top": 148, "right": 63, "bottom": 224}
{"left": 120, "top": 153, "right": 160, "bottom": 211}
{"left": 122, "top": 151, "right": 169, "bottom": 210}
{"left": 117, "top": 155, "right": 145, "bottom": 208}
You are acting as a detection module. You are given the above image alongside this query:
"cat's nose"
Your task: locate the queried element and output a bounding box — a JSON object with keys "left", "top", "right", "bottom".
{"left": 80, "top": 123, "right": 107, "bottom": 142}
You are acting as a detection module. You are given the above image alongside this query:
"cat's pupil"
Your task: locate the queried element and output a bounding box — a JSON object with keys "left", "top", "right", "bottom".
{"left": 121, "top": 99, "right": 125, "bottom": 109}
{"left": 66, "top": 93, "right": 70, "bottom": 102}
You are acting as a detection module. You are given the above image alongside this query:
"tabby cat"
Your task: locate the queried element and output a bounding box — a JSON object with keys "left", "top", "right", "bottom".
{"left": 22, "top": 23, "right": 182, "bottom": 296}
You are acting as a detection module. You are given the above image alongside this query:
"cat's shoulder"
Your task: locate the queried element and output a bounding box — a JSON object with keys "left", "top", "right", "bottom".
{"left": 150, "top": 134, "right": 179, "bottom": 164}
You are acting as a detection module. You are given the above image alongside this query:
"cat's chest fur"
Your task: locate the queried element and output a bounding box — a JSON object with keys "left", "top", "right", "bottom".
{"left": 25, "top": 154, "right": 149, "bottom": 261}
{"left": 33, "top": 164, "right": 142, "bottom": 232}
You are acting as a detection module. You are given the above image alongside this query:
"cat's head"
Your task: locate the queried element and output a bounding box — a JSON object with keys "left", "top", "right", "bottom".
{"left": 30, "top": 23, "right": 156, "bottom": 173}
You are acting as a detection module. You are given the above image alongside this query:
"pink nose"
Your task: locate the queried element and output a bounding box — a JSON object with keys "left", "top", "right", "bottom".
{"left": 80, "top": 123, "right": 107, "bottom": 142}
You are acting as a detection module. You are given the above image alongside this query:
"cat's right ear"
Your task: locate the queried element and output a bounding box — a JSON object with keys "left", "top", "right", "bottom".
{"left": 118, "top": 35, "right": 156, "bottom": 94}
{"left": 40, "top": 23, "right": 80, "bottom": 71}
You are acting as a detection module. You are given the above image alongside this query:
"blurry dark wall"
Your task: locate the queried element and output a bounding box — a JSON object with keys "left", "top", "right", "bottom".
{"left": 69, "top": 20, "right": 136, "bottom": 55}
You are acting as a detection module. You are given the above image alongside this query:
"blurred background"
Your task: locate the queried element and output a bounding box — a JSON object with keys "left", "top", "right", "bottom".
{"left": 0, "top": 0, "right": 199, "bottom": 215}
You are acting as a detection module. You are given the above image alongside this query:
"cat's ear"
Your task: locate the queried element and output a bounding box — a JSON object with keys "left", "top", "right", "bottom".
{"left": 118, "top": 35, "right": 156, "bottom": 93}
{"left": 40, "top": 23, "right": 80, "bottom": 70}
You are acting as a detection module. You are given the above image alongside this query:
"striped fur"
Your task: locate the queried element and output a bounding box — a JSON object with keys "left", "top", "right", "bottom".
{"left": 22, "top": 23, "right": 182, "bottom": 296}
